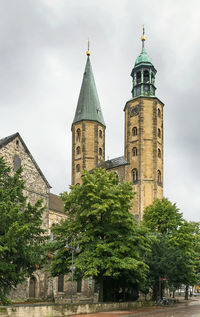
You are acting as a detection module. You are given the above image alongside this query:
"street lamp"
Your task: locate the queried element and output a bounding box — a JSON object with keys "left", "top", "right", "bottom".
{"left": 65, "top": 238, "right": 80, "bottom": 303}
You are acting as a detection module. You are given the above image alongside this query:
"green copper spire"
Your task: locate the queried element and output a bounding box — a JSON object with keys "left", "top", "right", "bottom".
{"left": 131, "top": 27, "right": 157, "bottom": 98}
{"left": 73, "top": 52, "right": 105, "bottom": 126}
{"left": 134, "top": 37, "right": 153, "bottom": 67}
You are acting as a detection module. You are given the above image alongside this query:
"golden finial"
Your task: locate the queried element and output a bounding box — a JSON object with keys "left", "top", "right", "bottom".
{"left": 86, "top": 39, "right": 91, "bottom": 56}
{"left": 141, "top": 25, "right": 146, "bottom": 41}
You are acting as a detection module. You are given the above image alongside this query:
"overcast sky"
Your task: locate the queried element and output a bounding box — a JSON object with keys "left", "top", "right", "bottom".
{"left": 1, "top": 0, "right": 200, "bottom": 221}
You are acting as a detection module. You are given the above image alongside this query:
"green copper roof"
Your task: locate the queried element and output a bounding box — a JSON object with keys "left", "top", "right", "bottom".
{"left": 73, "top": 56, "right": 105, "bottom": 126}
{"left": 135, "top": 41, "right": 153, "bottom": 67}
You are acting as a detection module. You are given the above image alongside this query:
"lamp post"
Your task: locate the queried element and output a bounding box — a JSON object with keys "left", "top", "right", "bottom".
{"left": 65, "top": 238, "right": 80, "bottom": 303}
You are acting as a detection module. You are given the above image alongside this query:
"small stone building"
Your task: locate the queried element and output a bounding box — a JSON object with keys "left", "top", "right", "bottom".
{"left": 0, "top": 132, "right": 97, "bottom": 302}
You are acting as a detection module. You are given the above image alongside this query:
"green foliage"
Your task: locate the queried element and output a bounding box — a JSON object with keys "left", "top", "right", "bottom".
{"left": 142, "top": 198, "right": 200, "bottom": 299}
{"left": 50, "top": 168, "right": 150, "bottom": 301}
{"left": 0, "top": 157, "right": 47, "bottom": 304}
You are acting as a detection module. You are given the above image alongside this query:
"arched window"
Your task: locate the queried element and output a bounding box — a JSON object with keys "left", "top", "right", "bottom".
{"left": 13, "top": 155, "right": 21, "bottom": 172}
{"left": 58, "top": 275, "right": 64, "bottom": 292}
{"left": 158, "top": 148, "right": 161, "bottom": 158}
{"left": 158, "top": 108, "right": 161, "bottom": 118}
{"left": 76, "top": 164, "right": 80, "bottom": 173}
{"left": 76, "top": 146, "right": 81, "bottom": 155}
{"left": 132, "top": 168, "right": 138, "bottom": 184}
{"left": 136, "top": 71, "right": 141, "bottom": 84}
{"left": 132, "top": 127, "right": 137, "bottom": 136}
{"left": 144, "top": 70, "right": 149, "bottom": 83}
{"left": 158, "top": 128, "right": 161, "bottom": 138}
{"left": 76, "top": 129, "right": 81, "bottom": 142}
{"left": 132, "top": 147, "right": 137, "bottom": 156}
{"left": 99, "top": 130, "right": 103, "bottom": 138}
{"left": 16, "top": 140, "right": 19, "bottom": 149}
{"left": 157, "top": 170, "right": 161, "bottom": 183}
{"left": 99, "top": 148, "right": 102, "bottom": 157}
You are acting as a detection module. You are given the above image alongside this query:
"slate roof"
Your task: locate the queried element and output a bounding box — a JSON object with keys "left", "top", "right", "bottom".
{"left": 0, "top": 132, "right": 51, "bottom": 188}
{"left": 49, "top": 193, "right": 64, "bottom": 213}
{"left": 72, "top": 56, "right": 105, "bottom": 127}
{"left": 99, "top": 156, "right": 129, "bottom": 170}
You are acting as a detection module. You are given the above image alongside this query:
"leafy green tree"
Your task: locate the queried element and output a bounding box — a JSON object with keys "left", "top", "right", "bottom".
{"left": 50, "top": 168, "right": 149, "bottom": 301}
{"left": 0, "top": 157, "right": 47, "bottom": 304}
{"left": 142, "top": 198, "right": 200, "bottom": 300}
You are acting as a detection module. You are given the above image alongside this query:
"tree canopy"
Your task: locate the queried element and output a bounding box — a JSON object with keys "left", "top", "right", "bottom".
{"left": 0, "top": 157, "right": 47, "bottom": 304}
{"left": 142, "top": 198, "right": 200, "bottom": 300}
{"left": 50, "top": 168, "right": 150, "bottom": 301}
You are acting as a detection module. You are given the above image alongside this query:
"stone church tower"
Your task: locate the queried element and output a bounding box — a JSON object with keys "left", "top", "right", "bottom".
{"left": 124, "top": 30, "right": 164, "bottom": 219}
{"left": 71, "top": 50, "right": 106, "bottom": 185}
{"left": 72, "top": 30, "right": 163, "bottom": 220}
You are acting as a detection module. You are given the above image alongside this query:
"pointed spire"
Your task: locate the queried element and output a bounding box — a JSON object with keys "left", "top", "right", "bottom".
{"left": 72, "top": 48, "right": 105, "bottom": 126}
{"left": 134, "top": 27, "right": 153, "bottom": 67}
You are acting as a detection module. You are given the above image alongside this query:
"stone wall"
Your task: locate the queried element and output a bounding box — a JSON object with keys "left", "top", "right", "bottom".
{"left": 0, "top": 301, "right": 151, "bottom": 317}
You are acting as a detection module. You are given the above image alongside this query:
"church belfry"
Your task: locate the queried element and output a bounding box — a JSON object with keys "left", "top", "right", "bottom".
{"left": 124, "top": 28, "right": 164, "bottom": 219}
{"left": 71, "top": 48, "right": 106, "bottom": 185}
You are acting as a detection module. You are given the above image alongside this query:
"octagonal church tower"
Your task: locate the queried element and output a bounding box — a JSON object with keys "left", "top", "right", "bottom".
{"left": 71, "top": 49, "right": 106, "bottom": 185}
{"left": 124, "top": 29, "right": 164, "bottom": 219}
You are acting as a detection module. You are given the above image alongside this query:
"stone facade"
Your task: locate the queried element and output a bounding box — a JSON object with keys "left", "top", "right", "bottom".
{"left": 124, "top": 97, "right": 164, "bottom": 219}
{"left": 72, "top": 121, "right": 105, "bottom": 185}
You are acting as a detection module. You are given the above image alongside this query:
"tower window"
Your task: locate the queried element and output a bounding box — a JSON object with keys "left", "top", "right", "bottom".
{"left": 136, "top": 71, "right": 141, "bottom": 84}
{"left": 132, "top": 147, "right": 137, "bottom": 156}
{"left": 132, "top": 127, "right": 137, "bottom": 136}
{"left": 99, "top": 148, "right": 102, "bottom": 157}
{"left": 132, "top": 168, "right": 138, "bottom": 184}
{"left": 13, "top": 155, "right": 21, "bottom": 172}
{"left": 158, "top": 148, "right": 161, "bottom": 158}
{"left": 158, "top": 128, "right": 161, "bottom": 138}
{"left": 76, "top": 164, "right": 80, "bottom": 173}
{"left": 16, "top": 140, "right": 19, "bottom": 149}
{"left": 152, "top": 74, "right": 155, "bottom": 85}
{"left": 76, "top": 129, "right": 81, "bottom": 142}
{"left": 158, "top": 108, "right": 161, "bottom": 118}
{"left": 99, "top": 130, "right": 103, "bottom": 138}
{"left": 76, "top": 146, "right": 81, "bottom": 155}
{"left": 144, "top": 70, "right": 149, "bottom": 83}
{"left": 157, "top": 170, "right": 161, "bottom": 183}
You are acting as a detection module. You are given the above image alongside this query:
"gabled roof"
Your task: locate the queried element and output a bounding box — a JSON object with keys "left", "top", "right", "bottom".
{"left": 49, "top": 193, "right": 64, "bottom": 213}
{"left": 99, "top": 156, "right": 129, "bottom": 170}
{"left": 72, "top": 56, "right": 105, "bottom": 127}
{"left": 0, "top": 132, "right": 51, "bottom": 188}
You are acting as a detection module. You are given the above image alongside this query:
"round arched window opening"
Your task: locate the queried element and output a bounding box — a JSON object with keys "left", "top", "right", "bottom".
{"left": 132, "top": 147, "right": 137, "bottom": 157}
{"left": 76, "top": 146, "right": 81, "bottom": 155}
{"left": 132, "top": 127, "right": 137, "bottom": 136}
{"left": 76, "top": 129, "right": 81, "bottom": 142}
{"left": 157, "top": 170, "right": 161, "bottom": 183}
{"left": 132, "top": 168, "right": 138, "bottom": 184}
{"left": 158, "top": 128, "right": 161, "bottom": 138}
{"left": 76, "top": 164, "right": 80, "bottom": 173}
{"left": 13, "top": 155, "right": 21, "bottom": 172}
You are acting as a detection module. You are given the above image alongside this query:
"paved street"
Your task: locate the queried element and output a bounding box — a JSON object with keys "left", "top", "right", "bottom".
{"left": 72, "top": 298, "right": 200, "bottom": 317}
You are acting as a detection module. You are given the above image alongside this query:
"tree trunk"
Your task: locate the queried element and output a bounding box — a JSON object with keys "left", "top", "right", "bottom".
{"left": 185, "top": 285, "right": 189, "bottom": 300}
{"left": 173, "top": 289, "right": 175, "bottom": 298}
{"left": 98, "top": 276, "right": 104, "bottom": 302}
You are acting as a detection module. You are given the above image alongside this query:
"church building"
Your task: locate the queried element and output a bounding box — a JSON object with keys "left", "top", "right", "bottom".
{"left": 72, "top": 30, "right": 164, "bottom": 220}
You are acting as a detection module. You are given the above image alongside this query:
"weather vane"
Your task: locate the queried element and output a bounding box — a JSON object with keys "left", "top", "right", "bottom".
{"left": 141, "top": 25, "right": 146, "bottom": 41}
{"left": 86, "top": 38, "right": 90, "bottom": 56}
